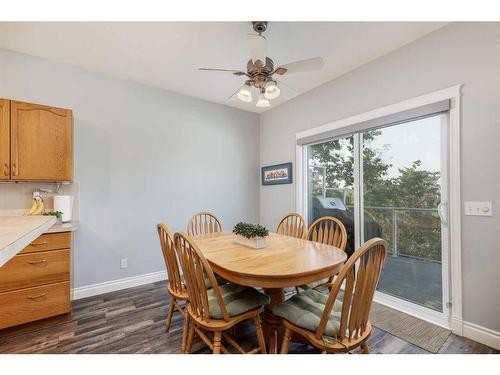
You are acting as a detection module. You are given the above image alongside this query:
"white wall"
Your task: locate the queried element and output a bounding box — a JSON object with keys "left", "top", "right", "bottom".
{"left": 260, "top": 22, "right": 500, "bottom": 332}
{"left": 0, "top": 48, "right": 260, "bottom": 288}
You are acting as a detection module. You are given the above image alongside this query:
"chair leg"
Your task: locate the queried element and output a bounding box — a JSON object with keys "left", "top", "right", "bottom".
{"left": 165, "top": 297, "right": 175, "bottom": 332}
{"left": 360, "top": 342, "right": 369, "bottom": 354}
{"left": 213, "top": 331, "right": 222, "bottom": 354}
{"left": 181, "top": 308, "right": 189, "bottom": 353}
{"left": 254, "top": 316, "right": 267, "bottom": 354}
{"left": 280, "top": 327, "right": 291, "bottom": 354}
{"left": 185, "top": 321, "right": 195, "bottom": 354}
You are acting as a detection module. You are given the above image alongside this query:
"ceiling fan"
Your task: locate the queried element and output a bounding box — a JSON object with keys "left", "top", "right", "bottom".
{"left": 199, "top": 21, "right": 324, "bottom": 108}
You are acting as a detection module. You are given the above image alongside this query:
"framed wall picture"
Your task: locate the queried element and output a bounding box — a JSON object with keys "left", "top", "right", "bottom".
{"left": 261, "top": 162, "right": 293, "bottom": 185}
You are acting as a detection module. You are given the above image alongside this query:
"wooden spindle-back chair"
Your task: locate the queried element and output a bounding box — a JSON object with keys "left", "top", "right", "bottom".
{"left": 280, "top": 238, "right": 387, "bottom": 354}
{"left": 187, "top": 212, "right": 223, "bottom": 236}
{"left": 157, "top": 223, "right": 189, "bottom": 352}
{"left": 276, "top": 212, "right": 307, "bottom": 239}
{"left": 307, "top": 216, "right": 347, "bottom": 249}
{"left": 297, "top": 216, "right": 348, "bottom": 291}
{"left": 174, "top": 232, "right": 267, "bottom": 354}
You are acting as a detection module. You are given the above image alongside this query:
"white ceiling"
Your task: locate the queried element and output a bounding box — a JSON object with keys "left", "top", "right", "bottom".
{"left": 0, "top": 22, "right": 447, "bottom": 113}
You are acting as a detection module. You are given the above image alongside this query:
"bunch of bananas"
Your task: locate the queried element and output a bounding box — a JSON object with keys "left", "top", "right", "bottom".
{"left": 26, "top": 197, "right": 45, "bottom": 216}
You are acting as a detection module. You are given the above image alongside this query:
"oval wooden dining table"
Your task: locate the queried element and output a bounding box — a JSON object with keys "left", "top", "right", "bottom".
{"left": 191, "top": 231, "right": 347, "bottom": 353}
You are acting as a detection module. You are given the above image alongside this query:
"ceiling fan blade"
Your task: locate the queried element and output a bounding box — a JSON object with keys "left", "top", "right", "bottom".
{"left": 275, "top": 57, "right": 324, "bottom": 75}
{"left": 247, "top": 34, "right": 266, "bottom": 66}
{"left": 198, "top": 68, "right": 247, "bottom": 76}
{"left": 229, "top": 84, "right": 245, "bottom": 101}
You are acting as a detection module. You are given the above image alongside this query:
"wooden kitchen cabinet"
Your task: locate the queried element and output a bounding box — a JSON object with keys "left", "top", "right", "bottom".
{"left": 0, "top": 281, "right": 70, "bottom": 330}
{"left": 0, "top": 232, "right": 71, "bottom": 330}
{"left": 0, "top": 99, "right": 9, "bottom": 180}
{"left": 10, "top": 100, "right": 73, "bottom": 181}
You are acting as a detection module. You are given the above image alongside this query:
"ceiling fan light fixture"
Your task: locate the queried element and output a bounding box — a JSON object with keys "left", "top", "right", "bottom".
{"left": 264, "top": 80, "right": 280, "bottom": 100}
{"left": 256, "top": 92, "right": 271, "bottom": 108}
{"left": 237, "top": 83, "right": 253, "bottom": 103}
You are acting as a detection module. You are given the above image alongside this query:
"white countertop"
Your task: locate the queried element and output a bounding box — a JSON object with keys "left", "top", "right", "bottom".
{"left": 45, "top": 221, "right": 79, "bottom": 233}
{"left": 0, "top": 215, "right": 57, "bottom": 267}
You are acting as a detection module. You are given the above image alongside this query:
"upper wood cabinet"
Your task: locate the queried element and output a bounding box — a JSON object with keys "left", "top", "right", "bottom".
{"left": 0, "top": 99, "right": 10, "bottom": 180}
{"left": 9, "top": 100, "right": 73, "bottom": 181}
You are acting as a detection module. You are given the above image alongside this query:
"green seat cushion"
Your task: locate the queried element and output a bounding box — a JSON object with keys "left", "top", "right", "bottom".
{"left": 204, "top": 274, "right": 228, "bottom": 289}
{"left": 272, "top": 289, "right": 342, "bottom": 337}
{"left": 207, "top": 283, "right": 270, "bottom": 319}
{"left": 181, "top": 274, "right": 227, "bottom": 290}
{"left": 299, "top": 278, "right": 330, "bottom": 290}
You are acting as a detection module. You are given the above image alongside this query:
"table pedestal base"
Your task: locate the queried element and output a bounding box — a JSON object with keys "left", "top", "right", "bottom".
{"left": 262, "top": 288, "right": 284, "bottom": 354}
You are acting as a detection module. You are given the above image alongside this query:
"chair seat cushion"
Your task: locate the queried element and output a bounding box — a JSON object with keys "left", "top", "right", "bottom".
{"left": 299, "top": 278, "right": 329, "bottom": 290}
{"left": 181, "top": 274, "right": 227, "bottom": 290}
{"left": 207, "top": 283, "right": 270, "bottom": 319}
{"left": 272, "top": 289, "right": 343, "bottom": 337}
{"left": 204, "top": 274, "right": 228, "bottom": 289}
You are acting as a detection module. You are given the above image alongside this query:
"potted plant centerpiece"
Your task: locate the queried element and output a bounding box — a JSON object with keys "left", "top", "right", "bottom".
{"left": 233, "top": 222, "right": 269, "bottom": 249}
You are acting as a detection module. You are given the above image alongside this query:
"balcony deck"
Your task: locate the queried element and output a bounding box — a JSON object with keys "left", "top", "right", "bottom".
{"left": 378, "top": 254, "right": 443, "bottom": 311}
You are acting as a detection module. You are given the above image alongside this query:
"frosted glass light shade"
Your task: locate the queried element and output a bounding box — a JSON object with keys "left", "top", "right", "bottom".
{"left": 264, "top": 80, "right": 280, "bottom": 99}
{"left": 237, "top": 84, "right": 253, "bottom": 102}
{"left": 256, "top": 92, "right": 270, "bottom": 108}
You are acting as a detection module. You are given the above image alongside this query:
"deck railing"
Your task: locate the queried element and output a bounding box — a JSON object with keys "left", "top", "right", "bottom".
{"left": 343, "top": 204, "right": 441, "bottom": 263}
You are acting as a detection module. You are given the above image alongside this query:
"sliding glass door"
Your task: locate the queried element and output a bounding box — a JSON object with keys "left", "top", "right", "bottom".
{"left": 307, "top": 135, "right": 357, "bottom": 256}
{"left": 306, "top": 113, "right": 448, "bottom": 316}
{"left": 361, "top": 115, "right": 445, "bottom": 311}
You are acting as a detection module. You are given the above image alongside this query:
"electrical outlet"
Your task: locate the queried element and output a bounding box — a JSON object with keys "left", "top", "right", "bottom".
{"left": 120, "top": 258, "right": 128, "bottom": 269}
{"left": 464, "top": 201, "right": 493, "bottom": 216}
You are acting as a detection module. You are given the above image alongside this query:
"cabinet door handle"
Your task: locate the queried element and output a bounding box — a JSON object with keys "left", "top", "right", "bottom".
{"left": 28, "top": 259, "right": 47, "bottom": 265}
{"left": 30, "top": 241, "right": 48, "bottom": 247}
{"left": 11, "top": 163, "right": 18, "bottom": 176}
{"left": 3, "top": 163, "right": 8, "bottom": 176}
{"left": 27, "top": 293, "right": 47, "bottom": 300}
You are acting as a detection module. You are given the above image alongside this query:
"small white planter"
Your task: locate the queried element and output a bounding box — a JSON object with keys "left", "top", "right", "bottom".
{"left": 234, "top": 235, "right": 267, "bottom": 249}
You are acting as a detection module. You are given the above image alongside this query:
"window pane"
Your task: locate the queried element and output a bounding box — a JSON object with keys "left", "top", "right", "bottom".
{"left": 307, "top": 135, "right": 356, "bottom": 256}
{"left": 361, "top": 115, "right": 443, "bottom": 311}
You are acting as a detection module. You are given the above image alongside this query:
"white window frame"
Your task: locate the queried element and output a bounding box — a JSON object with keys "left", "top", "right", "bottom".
{"left": 295, "top": 85, "right": 463, "bottom": 334}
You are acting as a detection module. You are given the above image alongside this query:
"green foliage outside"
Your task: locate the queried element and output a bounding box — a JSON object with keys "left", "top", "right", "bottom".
{"left": 308, "top": 130, "right": 441, "bottom": 262}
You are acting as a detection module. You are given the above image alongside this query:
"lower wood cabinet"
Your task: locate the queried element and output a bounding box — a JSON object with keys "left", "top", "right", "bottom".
{"left": 0, "top": 249, "right": 70, "bottom": 293}
{"left": 0, "top": 232, "right": 71, "bottom": 330}
{"left": 20, "top": 232, "right": 71, "bottom": 254}
{"left": 0, "top": 282, "right": 70, "bottom": 330}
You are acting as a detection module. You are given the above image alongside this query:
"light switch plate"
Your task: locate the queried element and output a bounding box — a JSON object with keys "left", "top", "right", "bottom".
{"left": 464, "top": 201, "right": 493, "bottom": 216}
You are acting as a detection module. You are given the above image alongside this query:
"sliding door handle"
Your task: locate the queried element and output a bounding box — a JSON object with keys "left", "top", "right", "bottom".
{"left": 438, "top": 202, "right": 448, "bottom": 226}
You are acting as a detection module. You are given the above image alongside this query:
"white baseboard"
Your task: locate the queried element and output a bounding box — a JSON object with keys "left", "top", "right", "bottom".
{"left": 463, "top": 321, "right": 500, "bottom": 351}
{"left": 450, "top": 316, "right": 464, "bottom": 336}
{"left": 71, "top": 271, "right": 167, "bottom": 300}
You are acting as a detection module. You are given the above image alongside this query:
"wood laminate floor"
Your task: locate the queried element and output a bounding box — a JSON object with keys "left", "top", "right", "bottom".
{"left": 0, "top": 281, "right": 497, "bottom": 354}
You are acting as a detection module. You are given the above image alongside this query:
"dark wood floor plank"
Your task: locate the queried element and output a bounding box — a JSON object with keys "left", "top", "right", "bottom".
{"left": 438, "top": 333, "right": 498, "bottom": 354}
{"left": 0, "top": 280, "right": 496, "bottom": 354}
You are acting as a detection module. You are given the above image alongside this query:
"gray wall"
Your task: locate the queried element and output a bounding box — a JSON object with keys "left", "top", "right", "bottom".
{"left": 260, "top": 22, "right": 500, "bottom": 331}
{"left": 0, "top": 49, "right": 260, "bottom": 288}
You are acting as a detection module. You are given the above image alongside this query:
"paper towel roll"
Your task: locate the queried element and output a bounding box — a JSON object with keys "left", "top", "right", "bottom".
{"left": 54, "top": 195, "right": 73, "bottom": 223}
